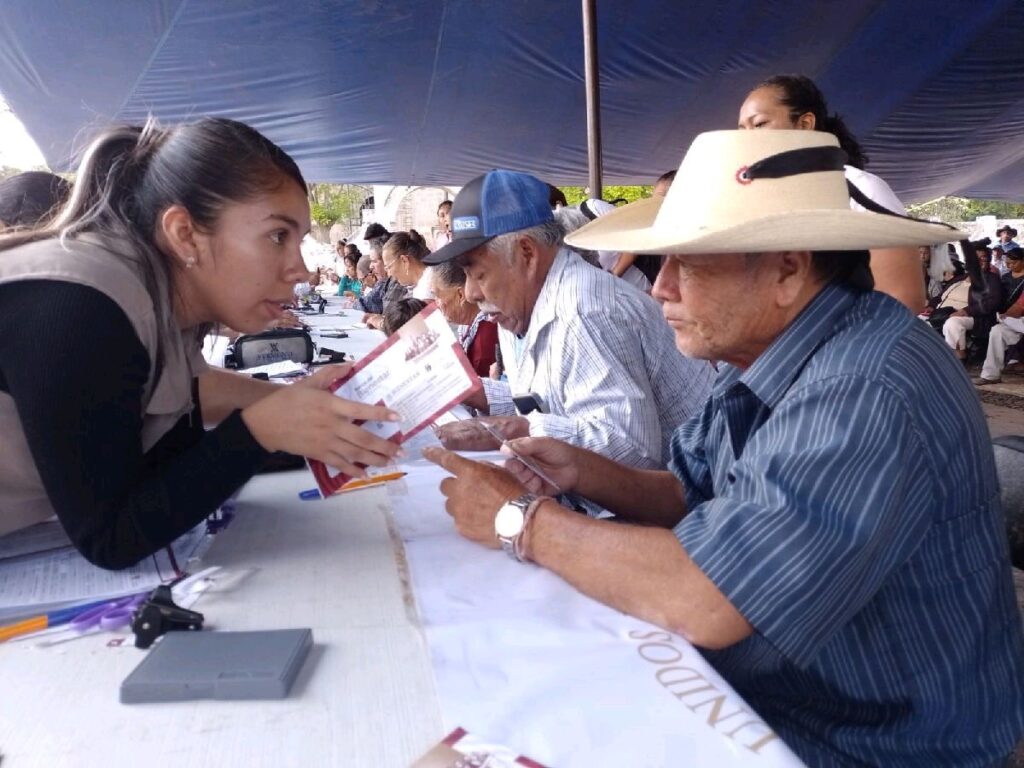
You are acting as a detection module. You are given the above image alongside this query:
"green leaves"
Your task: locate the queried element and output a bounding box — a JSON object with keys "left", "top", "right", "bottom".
{"left": 307, "top": 183, "right": 371, "bottom": 227}
{"left": 559, "top": 185, "right": 653, "bottom": 206}
{"left": 908, "top": 196, "right": 1024, "bottom": 222}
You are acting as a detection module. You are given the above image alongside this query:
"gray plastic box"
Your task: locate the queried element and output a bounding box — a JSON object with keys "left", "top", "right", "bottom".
{"left": 120, "top": 628, "right": 313, "bottom": 704}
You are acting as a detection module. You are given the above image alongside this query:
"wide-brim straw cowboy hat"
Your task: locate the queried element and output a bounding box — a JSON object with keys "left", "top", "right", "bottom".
{"left": 565, "top": 130, "right": 965, "bottom": 255}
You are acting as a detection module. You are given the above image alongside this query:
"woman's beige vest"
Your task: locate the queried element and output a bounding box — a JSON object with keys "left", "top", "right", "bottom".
{"left": 0, "top": 236, "right": 207, "bottom": 536}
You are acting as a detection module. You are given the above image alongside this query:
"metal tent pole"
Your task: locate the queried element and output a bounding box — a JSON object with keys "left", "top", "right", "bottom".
{"left": 582, "top": 0, "right": 602, "bottom": 199}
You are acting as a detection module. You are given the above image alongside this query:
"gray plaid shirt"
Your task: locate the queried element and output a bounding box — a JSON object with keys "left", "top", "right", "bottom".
{"left": 482, "top": 248, "right": 713, "bottom": 468}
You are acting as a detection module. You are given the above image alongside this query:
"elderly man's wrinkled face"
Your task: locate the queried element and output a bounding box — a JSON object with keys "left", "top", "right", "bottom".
{"left": 461, "top": 241, "right": 537, "bottom": 336}
{"left": 652, "top": 252, "right": 790, "bottom": 368}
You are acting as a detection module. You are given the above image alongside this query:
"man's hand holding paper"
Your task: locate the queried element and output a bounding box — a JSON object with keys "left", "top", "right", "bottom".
{"left": 434, "top": 416, "right": 528, "bottom": 452}
{"left": 500, "top": 437, "right": 579, "bottom": 497}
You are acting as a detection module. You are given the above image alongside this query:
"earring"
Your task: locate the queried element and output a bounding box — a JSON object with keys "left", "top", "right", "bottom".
{"left": 185, "top": 258, "right": 197, "bottom": 269}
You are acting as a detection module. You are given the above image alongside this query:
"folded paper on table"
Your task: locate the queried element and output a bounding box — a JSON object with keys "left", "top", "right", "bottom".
{"left": 308, "top": 303, "right": 482, "bottom": 496}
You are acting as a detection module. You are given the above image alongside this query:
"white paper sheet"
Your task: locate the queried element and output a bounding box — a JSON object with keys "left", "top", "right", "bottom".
{"left": 239, "top": 359, "right": 307, "bottom": 377}
{"left": 0, "top": 521, "right": 214, "bottom": 621}
{"left": 0, "top": 518, "right": 71, "bottom": 561}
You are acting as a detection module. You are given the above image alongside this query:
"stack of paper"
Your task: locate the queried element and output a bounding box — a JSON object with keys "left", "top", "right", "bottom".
{"left": 0, "top": 522, "right": 213, "bottom": 622}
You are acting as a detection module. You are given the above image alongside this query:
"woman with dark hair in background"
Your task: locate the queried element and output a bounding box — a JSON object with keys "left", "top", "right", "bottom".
{"left": 337, "top": 252, "right": 362, "bottom": 296}
{"left": 0, "top": 171, "right": 70, "bottom": 230}
{"left": 381, "top": 296, "right": 427, "bottom": 336}
{"left": 738, "top": 74, "right": 925, "bottom": 312}
{"left": 429, "top": 259, "right": 498, "bottom": 377}
{"left": 0, "top": 117, "right": 400, "bottom": 569}
{"left": 382, "top": 229, "right": 434, "bottom": 300}
{"left": 433, "top": 199, "right": 452, "bottom": 251}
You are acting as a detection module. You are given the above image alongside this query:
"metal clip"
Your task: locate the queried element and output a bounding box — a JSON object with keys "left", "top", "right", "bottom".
{"left": 130, "top": 584, "right": 204, "bottom": 649}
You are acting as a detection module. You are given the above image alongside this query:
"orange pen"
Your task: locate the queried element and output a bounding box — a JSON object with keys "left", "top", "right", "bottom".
{"left": 338, "top": 471, "right": 407, "bottom": 492}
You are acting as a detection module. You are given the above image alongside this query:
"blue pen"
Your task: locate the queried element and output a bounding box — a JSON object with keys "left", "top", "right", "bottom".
{"left": 298, "top": 488, "right": 322, "bottom": 501}
{"left": 0, "top": 597, "right": 123, "bottom": 642}
{"left": 47, "top": 599, "right": 116, "bottom": 625}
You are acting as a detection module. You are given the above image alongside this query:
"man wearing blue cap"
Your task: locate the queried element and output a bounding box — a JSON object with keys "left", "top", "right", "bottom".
{"left": 424, "top": 169, "right": 714, "bottom": 470}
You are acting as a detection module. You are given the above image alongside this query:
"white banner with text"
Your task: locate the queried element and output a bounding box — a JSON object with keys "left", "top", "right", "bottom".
{"left": 390, "top": 456, "right": 805, "bottom": 768}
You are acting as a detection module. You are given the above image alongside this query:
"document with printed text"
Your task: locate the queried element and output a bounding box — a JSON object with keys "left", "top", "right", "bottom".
{"left": 308, "top": 303, "right": 482, "bottom": 496}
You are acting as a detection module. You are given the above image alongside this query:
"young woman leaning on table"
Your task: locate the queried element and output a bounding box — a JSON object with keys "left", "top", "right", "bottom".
{"left": 0, "top": 117, "right": 401, "bottom": 570}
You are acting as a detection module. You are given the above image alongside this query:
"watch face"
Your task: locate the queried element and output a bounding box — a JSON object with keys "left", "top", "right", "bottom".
{"left": 494, "top": 503, "right": 525, "bottom": 538}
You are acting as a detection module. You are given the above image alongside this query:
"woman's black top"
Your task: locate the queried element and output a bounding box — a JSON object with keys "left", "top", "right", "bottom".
{"left": 0, "top": 280, "right": 269, "bottom": 569}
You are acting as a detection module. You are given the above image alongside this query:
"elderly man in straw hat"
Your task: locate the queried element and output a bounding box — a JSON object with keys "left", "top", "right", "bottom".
{"left": 424, "top": 131, "right": 1024, "bottom": 766}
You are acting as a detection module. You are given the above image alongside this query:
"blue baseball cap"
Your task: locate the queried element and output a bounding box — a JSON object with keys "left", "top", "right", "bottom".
{"left": 423, "top": 169, "right": 553, "bottom": 265}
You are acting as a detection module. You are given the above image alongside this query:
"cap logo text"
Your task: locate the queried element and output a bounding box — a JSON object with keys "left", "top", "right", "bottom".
{"left": 453, "top": 216, "right": 480, "bottom": 233}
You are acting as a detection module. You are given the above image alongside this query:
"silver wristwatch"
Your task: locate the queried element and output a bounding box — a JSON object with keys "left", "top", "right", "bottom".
{"left": 494, "top": 493, "right": 540, "bottom": 562}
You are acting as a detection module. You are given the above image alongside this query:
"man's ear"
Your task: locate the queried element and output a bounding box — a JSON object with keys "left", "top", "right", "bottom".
{"left": 519, "top": 236, "right": 541, "bottom": 275}
{"left": 775, "top": 251, "right": 814, "bottom": 307}
{"left": 158, "top": 205, "right": 202, "bottom": 270}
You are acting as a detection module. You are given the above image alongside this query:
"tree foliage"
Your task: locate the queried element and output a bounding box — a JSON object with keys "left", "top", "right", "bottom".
{"left": 307, "top": 183, "right": 371, "bottom": 228}
{"left": 908, "top": 196, "right": 1024, "bottom": 222}
{"left": 560, "top": 185, "right": 652, "bottom": 206}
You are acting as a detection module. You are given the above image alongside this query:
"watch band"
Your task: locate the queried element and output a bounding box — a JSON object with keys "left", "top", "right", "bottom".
{"left": 496, "top": 494, "right": 533, "bottom": 559}
{"left": 512, "top": 495, "right": 551, "bottom": 562}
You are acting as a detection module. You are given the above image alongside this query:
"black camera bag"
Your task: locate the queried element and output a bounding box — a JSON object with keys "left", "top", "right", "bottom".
{"left": 225, "top": 328, "right": 315, "bottom": 370}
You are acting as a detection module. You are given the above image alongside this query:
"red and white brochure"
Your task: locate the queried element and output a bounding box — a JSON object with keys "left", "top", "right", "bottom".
{"left": 308, "top": 303, "right": 481, "bottom": 496}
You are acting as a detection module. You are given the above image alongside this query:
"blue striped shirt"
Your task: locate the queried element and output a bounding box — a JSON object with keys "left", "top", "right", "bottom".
{"left": 670, "top": 283, "right": 1024, "bottom": 766}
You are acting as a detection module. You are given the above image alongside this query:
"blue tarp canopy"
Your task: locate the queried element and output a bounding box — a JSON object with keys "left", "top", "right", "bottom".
{"left": 0, "top": 0, "right": 1022, "bottom": 202}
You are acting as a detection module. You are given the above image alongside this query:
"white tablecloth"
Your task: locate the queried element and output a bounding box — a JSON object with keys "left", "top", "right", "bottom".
{"left": 2, "top": 302, "right": 805, "bottom": 766}
{"left": 389, "top": 445, "right": 804, "bottom": 767}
